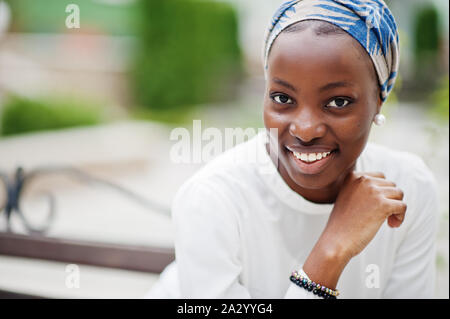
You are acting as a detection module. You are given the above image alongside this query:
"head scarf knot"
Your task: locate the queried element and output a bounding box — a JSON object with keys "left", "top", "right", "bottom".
{"left": 263, "top": 0, "right": 399, "bottom": 102}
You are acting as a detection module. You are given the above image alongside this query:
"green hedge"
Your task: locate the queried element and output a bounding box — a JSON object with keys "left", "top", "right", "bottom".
{"left": 413, "top": 4, "right": 442, "bottom": 90}
{"left": 414, "top": 5, "right": 440, "bottom": 61}
{"left": 430, "top": 76, "right": 449, "bottom": 122}
{"left": 5, "top": 0, "right": 140, "bottom": 36}
{"left": 0, "top": 95, "right": 103, "bottom": 136}
{"left": 132, "top": 0, "right": 242, "bottom": 111}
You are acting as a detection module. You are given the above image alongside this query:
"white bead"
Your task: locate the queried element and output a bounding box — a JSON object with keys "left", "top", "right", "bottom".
{"left": 374, "top": 113, "right": 386, "bottom": 126}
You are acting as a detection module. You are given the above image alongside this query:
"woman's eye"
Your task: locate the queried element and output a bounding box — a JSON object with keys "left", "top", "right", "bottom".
{"left": 272, "top": 94, "right": 293, "bottom": 104}
{"left": 327, "top": 98, "right": 350, "bottom": 108}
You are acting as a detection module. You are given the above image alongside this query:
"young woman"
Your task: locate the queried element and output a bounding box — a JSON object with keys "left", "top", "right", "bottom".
{"left": 147, "top": 0, "right": 438, "bottom": 299}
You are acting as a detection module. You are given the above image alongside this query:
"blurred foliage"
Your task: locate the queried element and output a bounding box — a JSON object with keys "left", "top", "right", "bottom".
{"left": 436, "top": 253, "right": 447, "bottom": 270}
{"left": 413, "top": 4, "right": 442, "bottom": 90}
{"left": 382, "top": 28, "right": 405, "bottom": 113}
{"left": 5, "top": 0, "right": 139, "bottom": 35}
{"left": 131, "top": 0, "right": 243, "bottom": 113}
{"left": 131, "top": 105, "right": 200, "bottom": 127}
{"left": 414, "top": 5, "right": 440, "bottom": 57}
{"left": 0, "top": 95, "right": 103, "bottom": 136}
{"left": 384, "top": 68, "right": 402, "bottom": 106}
{"left": 429, "top": 76, "right": 449, "bottom": 122}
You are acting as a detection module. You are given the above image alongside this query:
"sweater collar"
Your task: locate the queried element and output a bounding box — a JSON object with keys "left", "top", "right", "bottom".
{"left": 255, "top": 130, "right": 363, "bottom": 215}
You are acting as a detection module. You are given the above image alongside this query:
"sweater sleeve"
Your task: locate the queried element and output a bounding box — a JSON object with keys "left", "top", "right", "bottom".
{"left": 172, "top": 178, "right": 320, "bottom": 299}
{"left": 382, "top": 165, "right": 439, "bottom": 298}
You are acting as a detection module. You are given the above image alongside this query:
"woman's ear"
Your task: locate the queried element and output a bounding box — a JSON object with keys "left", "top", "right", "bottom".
{"left": 376, "top": 92, "right": 383, "bottom": 114}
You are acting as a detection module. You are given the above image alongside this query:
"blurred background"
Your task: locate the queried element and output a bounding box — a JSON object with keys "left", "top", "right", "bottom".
{"left": 0, "top": 0, "right": 448, "bottom": 298}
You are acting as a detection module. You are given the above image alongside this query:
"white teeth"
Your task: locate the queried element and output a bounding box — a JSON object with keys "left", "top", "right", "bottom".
{"left": 292, "top": 151, "right": 332, "bottom": 163}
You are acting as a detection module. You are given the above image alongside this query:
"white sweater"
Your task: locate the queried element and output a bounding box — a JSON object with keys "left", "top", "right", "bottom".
{"left": 146, "top": 131, "right": 438, "bottom": 299}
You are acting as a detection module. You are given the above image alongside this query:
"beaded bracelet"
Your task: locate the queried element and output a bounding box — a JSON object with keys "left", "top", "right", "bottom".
{"left": 290, "top": 270, "right": 339, "bottom": 299}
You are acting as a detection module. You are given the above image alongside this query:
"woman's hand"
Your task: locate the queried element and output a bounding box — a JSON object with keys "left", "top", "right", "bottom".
{"left": 323, "top": 171, "right": 407, "bottom": 258}
{"left": 303, "top": 171, "right": 407, "bottom": 289}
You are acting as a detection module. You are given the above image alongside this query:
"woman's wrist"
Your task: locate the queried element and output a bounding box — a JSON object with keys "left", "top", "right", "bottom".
{"left": 302, "top": 234, "right": 351, "bottom": 290}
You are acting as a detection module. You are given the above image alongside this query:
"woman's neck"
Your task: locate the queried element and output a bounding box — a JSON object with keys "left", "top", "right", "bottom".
{"left": 280, "top": 163, "right": 353, "bottom": 204}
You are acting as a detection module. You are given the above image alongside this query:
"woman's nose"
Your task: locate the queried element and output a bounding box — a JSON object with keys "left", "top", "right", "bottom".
{"left": 288, "top": 108, "right": 327, "bottom": 143}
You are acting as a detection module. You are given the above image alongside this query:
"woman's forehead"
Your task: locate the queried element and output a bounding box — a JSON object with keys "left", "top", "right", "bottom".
{"left": 267, "top": 29, "right": 376, "bottom": 88}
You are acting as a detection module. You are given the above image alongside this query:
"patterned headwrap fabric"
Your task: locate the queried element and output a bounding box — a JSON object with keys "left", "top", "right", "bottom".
{"left": 263, "top": 0, "right": 399, "bottom": 102}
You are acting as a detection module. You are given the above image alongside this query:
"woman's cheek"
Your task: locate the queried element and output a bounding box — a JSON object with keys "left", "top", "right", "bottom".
{"left": 263, "top": 104, "right": 285, "bottom": 132}
{"left": 337, "top": 110, "right": 371, "bottom": 141}
{"left": 336, "top": 118, "right": 372, "bottom": 162}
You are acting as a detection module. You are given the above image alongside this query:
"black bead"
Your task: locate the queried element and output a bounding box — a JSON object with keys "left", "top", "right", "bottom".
{"left": 313, "top": 289, "right": 319, "bottom": 295}
{"left": 307, "top": 285, "right": 313, "bottom": 291}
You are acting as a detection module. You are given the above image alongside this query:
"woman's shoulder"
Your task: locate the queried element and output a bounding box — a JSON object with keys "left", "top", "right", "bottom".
{"left": 172, "top": 134, "right": 262, "bottom": 204}
{"left": 362, "top": 142, "right": 435, "bottom": 179}
{"left": 169, "top": 138, "right": 262, "bottom": 226}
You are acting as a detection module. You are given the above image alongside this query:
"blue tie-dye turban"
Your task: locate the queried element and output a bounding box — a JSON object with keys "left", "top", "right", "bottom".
{"left": 263, "top": 0, "right": 399, "bottom": 102}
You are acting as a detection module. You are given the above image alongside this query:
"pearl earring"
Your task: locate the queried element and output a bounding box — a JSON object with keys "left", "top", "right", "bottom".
{"left": 373, "top": 113, "right": 386, "bottom": 126}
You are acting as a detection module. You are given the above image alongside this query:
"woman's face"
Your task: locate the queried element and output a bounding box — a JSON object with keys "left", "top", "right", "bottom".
{"left": 263, "top": 27, "right": 381, "bottom": 203}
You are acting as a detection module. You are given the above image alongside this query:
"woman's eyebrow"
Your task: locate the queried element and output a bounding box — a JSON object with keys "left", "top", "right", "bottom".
{"left": 272, "top": 78, "right": 355, "bottom": 93}
{"left": 272, "top": 78, "right": 297, "bottom": 92}
{"left": 319, "top": 81, "right": 354, "bottom": 92}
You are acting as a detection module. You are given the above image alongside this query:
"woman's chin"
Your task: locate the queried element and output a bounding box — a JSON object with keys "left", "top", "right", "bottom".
{"left": 282, "top": 158, "right": 334, "bottom": 187}
{"left": 292, "top": 176, "right": 333, "bottom": 190}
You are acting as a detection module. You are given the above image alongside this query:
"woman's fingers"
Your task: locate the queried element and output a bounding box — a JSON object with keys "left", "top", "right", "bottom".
{"left": 355, "top": 171, "right": 385, "bottom": 179}
{"left": 355, "top": 172, "right": 396, "bottom": 186}
{"left": 384, "top": 198, "right": 407, "bottom": 228}
{"left": 387, "top": 214, "right": 404, "bottom": 228}
{"left": 371, "top": 178, "right": 397, "bottom": 187}
{"left": 354, "top": 171, "right": 399, "bottom": 188}
{"left": 380, "top": 186, "right": 404, "bottom": 200}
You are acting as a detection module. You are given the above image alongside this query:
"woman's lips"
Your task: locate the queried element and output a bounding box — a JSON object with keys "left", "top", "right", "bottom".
{"left": 287, "top": 148, "right": 337, "bottom": 175}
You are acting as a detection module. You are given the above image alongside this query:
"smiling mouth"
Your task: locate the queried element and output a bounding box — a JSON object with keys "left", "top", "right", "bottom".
{"left": 291, "top": 150, "right": 333, "bottom": 163}
{"left": 287, "top": 148, "right": 338, "bottom": 174}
